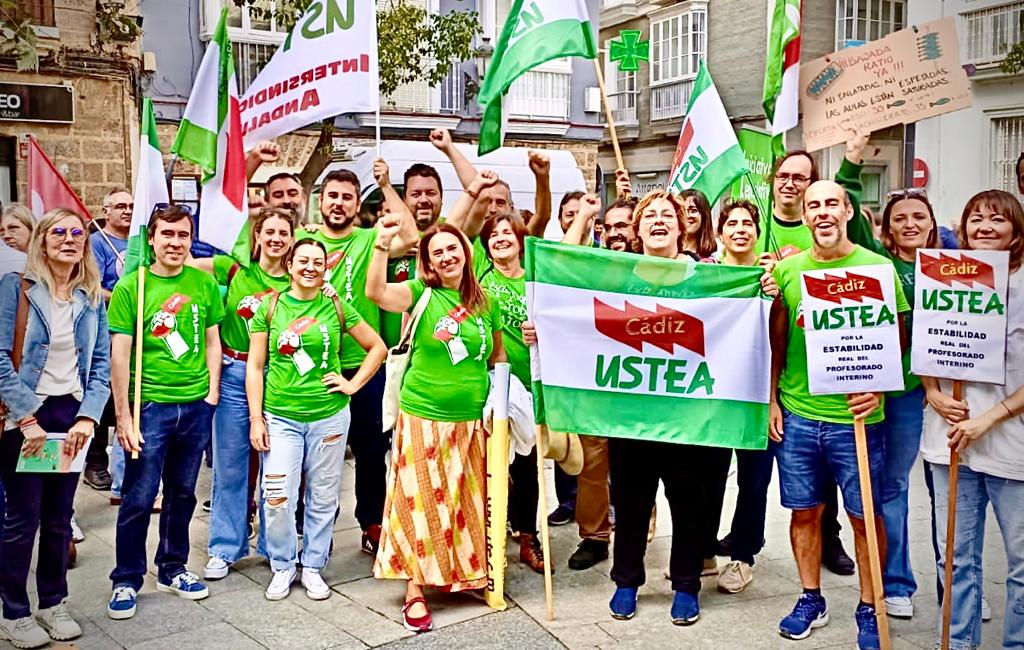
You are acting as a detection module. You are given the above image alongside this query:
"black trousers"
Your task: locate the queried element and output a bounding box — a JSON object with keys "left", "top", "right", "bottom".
{"left": 609, "top": 437, "right": 731, "bottom": 595}
{"left": 84, "top": 396, "right": 116, "bottom": 471}
{"left": 342, "top": 367, "right": 390, "bottom": 530}
{"left": 508, "top": 449, "right": 539, "bottom": 536}
{"left": 0, "top": 394, "right": 81, "bottom": 619}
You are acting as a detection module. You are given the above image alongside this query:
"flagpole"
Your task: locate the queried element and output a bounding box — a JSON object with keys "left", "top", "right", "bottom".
{"left": 592, "top": 59, "right": 625, "bottom": 172}
{"left": 535, "top": 424, "right": 555, "bottom": 621}
{"left": 375, "top": 104, "right": 381, "bottom": 159}
{"left": 88, "top": 220, "right": 126, "bottom": 266}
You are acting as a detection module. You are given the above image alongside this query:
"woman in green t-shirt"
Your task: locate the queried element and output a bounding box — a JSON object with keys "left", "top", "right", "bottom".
{"left": 366, "top": 218, "right": 505, "bottom": 634}
{"left": 478, "top": 213, "right": 546, "bottom": 574}
{"left": 188, "top": 207, "right": 296, "bottom": 581}
{"left": 246, "top": 240, "right": 386, "bottom": 602}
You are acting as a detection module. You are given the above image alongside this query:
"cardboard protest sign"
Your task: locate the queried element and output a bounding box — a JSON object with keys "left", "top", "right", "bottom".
{"left": 801, "top": 265, "right": 904, "bottom": 395}
{"left": 799, "top": 17, "right": 971, "bottom": 152}
{"left": 911, "top": 249, "right": 1009, "bottom": 383}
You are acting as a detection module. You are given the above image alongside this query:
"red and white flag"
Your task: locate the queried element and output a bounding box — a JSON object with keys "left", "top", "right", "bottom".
{"left": 27, "top": 136, "right": 91, "bottom": 220}
{"left": 171, "top": 7, "right": 247, "bottom": 258}
{"left": 762, "top": 0, "right": 802, "bottom": 139}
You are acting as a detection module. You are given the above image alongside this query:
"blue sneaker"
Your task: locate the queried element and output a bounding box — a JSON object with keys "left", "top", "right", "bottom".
{"left": 670, "top": 591, "right": 700, "bottom": 626}
{"left": 609, "top": 587, "right": 638, "bottom": 620}
{"left": 156, "top": 571, "right": 209, "bottom": 600}
{"left": 779, "top": 592, "right": 829, "bottom": 640}
{"left": 107, "top": 585, "right": 137, "bottom": 620}
{"left": 855, "top": 603, "right": 881, "bottom": 650}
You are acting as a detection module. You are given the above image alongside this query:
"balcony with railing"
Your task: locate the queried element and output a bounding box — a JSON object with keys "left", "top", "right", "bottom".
{"left": 437, "top": 62, "right": 466, "bottom": 115}
{"left": 507, "top": 69, "right": 571, "bottom": 120}
{"left": 650, "top": 77, "right": 694, "bottom": 121}
{"left": 961, "top": 1, "right": 1024, "bottom": 67}
{"left": 607, "top": 89, "right": 638, "bottom": 125}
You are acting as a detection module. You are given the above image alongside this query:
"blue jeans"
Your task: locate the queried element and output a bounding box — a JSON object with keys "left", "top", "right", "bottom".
{"left": 208, "top": 356, "right": 258, "bottom": 564}
{"left": 110, "top": 400, "right": 213, "bottom": 591}
{"left": 110, "top": 441, "right": 124, "bottom": 498}
{"left": 776, "top": 409, "right": 884, "bottom": 518}
{"left": 881, "top": 387, "right": 924, "bottom": 599}
{"left": 726, "top": 446, "right": 776, "bottom": 565}
{"left": 931, "top": 464, "right": 1024, "bottom": 650}
{"left": 553, "top": 465, "right": 577, "bottom": 512}
{"left": 261, "top": 408, "right": 350, "bottom": 572}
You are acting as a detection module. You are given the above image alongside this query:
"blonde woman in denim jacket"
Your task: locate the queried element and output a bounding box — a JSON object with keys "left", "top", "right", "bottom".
{"left": 0, "top": 209, "right": 110, "bottom": 648}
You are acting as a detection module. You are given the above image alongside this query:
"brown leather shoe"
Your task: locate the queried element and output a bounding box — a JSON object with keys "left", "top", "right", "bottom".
{"left": 518, "top": 533, "right": 549, "bottom": 574}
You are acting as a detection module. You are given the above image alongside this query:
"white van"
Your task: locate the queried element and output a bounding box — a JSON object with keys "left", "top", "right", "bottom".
{"left": 313, "top": 140, "right": 587, "bottom": 240}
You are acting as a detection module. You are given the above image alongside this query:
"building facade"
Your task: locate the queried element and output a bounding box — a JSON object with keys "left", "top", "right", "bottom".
{"left": 142, "top": 0, "right": 605, "bottom": 194}
{"left": 911, "top": 0, "right": 1023, "bottom": 221}
{"left": 0, "top": 0, "right": 143, "bottom": 212}
{"left": 598, "top": 0, "right": 910, "bottom": 213}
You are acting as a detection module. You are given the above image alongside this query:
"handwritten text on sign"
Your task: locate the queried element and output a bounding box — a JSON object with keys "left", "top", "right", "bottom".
{"left": 799, "top": 16, "right": 971, "bottom": 152}
{"left": 911, "top": 249, "right": 1009, "bottom": 384}
{"left": 801, "top": 265, "right": 904, "bottom": 395}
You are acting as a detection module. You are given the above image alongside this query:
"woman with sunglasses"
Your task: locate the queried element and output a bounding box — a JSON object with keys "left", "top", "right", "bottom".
{"left": 247, "top": 239, "right": 386, "bottom": 601}
{"left": 920, "top": 190, "right": 1024, "bottom": 650}
{"left": 188, "top": 207, "right": 297, "bottom": 581}
{"left": 0, "top": 209, "right": 110, "bottom": 647}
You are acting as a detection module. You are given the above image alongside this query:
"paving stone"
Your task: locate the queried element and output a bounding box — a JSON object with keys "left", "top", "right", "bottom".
{"left": 128, "top": 622, "right": 264, "bottom": 650}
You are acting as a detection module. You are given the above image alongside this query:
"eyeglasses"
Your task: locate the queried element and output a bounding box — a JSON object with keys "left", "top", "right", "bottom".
{"left": 48, "top": 226, "right": 86, "bottom": 242}
{"left": 775, "top": 173, "right": 811, "bottom": 186}
{"left": 886, "top": 188, "right": 928, "bottom": 202}
{"left": 105, "top": 202, "right": 134, "bottom": 212}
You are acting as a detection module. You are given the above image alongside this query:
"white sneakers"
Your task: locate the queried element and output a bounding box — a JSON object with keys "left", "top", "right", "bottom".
{"left": 266, "top": 567, "right": 297, "bottom": 601}
{"left": 204, "top": 557, "right": 230, "bottom": 580}
{"left": 266, "top": 567, "right": 331, "bottom": 601}
{"left": 0, "top": 601, "right": 82, "bottom": 649}
{"left": 69, "top": 517, "right": 85, "bottom": 544}
{"left": 884, "top": 595, "right": 914, "bottom": 618}
{"left": 301, "top": 569, "right": 331, "bottom": 601}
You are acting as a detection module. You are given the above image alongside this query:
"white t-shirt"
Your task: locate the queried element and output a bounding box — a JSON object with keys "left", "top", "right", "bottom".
{"left": 921, "top": 267, "right": 1024, "bottom": 481}
{"left": 36, "top": 297, "right": 83, "bottom": 401}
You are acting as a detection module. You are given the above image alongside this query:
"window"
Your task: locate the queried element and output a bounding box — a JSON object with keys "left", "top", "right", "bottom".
{"left": 649, "top": 5, "right": 705, "bottom": 120}
{"left": 991, "top": 115, "right": 1024, "bottom": 199}
{"left": 17, "top": 0, "right": 55, "bottom": 27}
{"left": 860, "top": 166, "right": 887, "bottom": 210}
{"left": 962, "top": 2, "right": 1024, "bottom": 66}
{"left": 835, "top": 0, "right": 905, "bottom": 50}
{"left": 604, "top": 39, "right": 638, "bottom": 125}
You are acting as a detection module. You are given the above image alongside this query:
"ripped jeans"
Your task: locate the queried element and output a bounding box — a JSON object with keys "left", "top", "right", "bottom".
{"left": 261, "top": 408, "right": 351, "bottom": 572}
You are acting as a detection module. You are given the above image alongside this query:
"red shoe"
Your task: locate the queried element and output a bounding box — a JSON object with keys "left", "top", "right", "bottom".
{"left": 402, "top": 596, "right": 432, "bottom": 633}
{"left": 361, "top": 524, "right": 381, "bottom": 556}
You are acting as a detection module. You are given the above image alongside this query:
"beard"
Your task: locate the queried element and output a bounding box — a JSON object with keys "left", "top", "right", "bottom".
{"left": 323, "top": 210, "right": 356, "bottom": 232}
{"left": 604, "top": 234, "right": 630, "bottom": 252}
{"left": 414, "top": 210, "right": 438, "bottom": 230}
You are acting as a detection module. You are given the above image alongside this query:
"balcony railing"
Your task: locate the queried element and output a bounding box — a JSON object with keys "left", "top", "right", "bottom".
{"left": 650, "top": 78, "right": 694, "bottom": 121}
{"left": 962, "top": 1, "right": 1024, "bottom": 66}
{"left": 508, "top": 69, "right": 571, "bottom": 120}
{"left": 608, "top": 89, "right": 638, "bottom": 125}
{"left": 437, "top": 62, "right": 465, "bottom": 115}
{"left": 232, "top": 40, "right": 278, "bottom": 95}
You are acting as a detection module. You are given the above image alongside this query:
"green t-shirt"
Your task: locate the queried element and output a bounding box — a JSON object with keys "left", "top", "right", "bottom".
{"left": 399, "top": 279, "right": 500, "bottom": 422}
{"left": 213, "top": 255, "right": 291, "bottom": 354}
{"left": 773, "top": 246, "right": 910, "bottom": 424}
{"left": 478, "top": 266, "right": 529, "bottom": 386}
{"left": 757, "top": 215, "right": 814, "bottom": 258}
{"left": 251, "top": 292, "right": 363, "bottom": 422}
{"left": 108, "top": 266, "right": 225, "bottom": 404}
{"left": 381, "top": 256, "right": 415, "bottom": 348}
{"left": 298, "top": 227, "right": 380, "bottom": 369}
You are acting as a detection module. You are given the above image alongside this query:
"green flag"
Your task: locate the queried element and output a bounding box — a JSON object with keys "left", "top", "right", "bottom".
{"left": 477, "top": 0, "right": 596, "bottom": 155}
{"left": 124, "top": 98, "right": 169, "bottom": 275}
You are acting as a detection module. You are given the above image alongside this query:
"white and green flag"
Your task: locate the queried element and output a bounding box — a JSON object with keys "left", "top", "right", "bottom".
{"left": 526, "top": 238, "right": 771, "bottom": 449}
{"left": 124, "top": 98, "right": 169, "bottom": 275}
{"left": 667, "top": 61, "right": 748, "bottom": 204}
{"left": 477, "top": 0, "right": 596, "bottom": 155}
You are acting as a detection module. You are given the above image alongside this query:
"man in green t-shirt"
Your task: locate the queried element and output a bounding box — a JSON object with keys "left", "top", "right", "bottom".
{"left": 105, "top": 206, "right": 225, "bottom": 620}
{"left": 299, "top": 169, "right": 416, "bottom": 556}
{"left": 770, "top": 181, "right": 909, "bottom": 649}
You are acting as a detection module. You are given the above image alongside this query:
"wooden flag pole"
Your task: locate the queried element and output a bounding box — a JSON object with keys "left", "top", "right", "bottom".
{"left": 130, "top": 266, "right": 146, "bottom": 460}
{"left": 536, "top": 424, "right": 555, "bottom": 621}
{"left": 853, "top": 414, "right": 891, "bottom": 650}
{"left": 941, "top": 380, "right": 964, "bottom": 650}
{"left": 592, "top": 58, "right": 625, "bottom": 173}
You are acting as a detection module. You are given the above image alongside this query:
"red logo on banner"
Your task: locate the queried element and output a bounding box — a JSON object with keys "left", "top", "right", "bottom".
{"left": 919, "top": 252, "right": 995, "bottom": 289}
{"left": 803, "top": 272, "right": 884, "bottom": 304}
{"left": 593, "top": 298, "right": 705, "bottom": 355}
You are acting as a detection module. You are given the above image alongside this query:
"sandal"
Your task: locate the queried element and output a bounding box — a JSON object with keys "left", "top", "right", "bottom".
{"left": 402, "top": 596, "right": 432, "bottom": 633}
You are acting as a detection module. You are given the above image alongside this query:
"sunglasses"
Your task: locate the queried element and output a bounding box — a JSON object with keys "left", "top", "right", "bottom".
{"left": 152, "top": 202, "right": 194, "bottom": 216}
{"left": 48, "top": 226, "right": 86, "bottom": 241}
{"left": 886, "top": 188, "right": 928, "bottom": 202}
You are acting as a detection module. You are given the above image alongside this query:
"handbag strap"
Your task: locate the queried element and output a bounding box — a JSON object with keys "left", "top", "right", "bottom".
{"left": 11, "top": 276, "right": 31, "bottom": 371}
{"left": 396, "top": 287, "right": 432, "bottom": 350}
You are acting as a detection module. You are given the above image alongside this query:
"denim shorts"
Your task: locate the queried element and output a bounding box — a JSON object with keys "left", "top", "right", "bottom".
{"left": 775, "top": 408, "right": 884, "bottom": 518}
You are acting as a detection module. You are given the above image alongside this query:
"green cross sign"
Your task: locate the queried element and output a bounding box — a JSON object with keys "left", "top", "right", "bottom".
{"left": 609, "top": 30, "right": 649, "bottom": 72}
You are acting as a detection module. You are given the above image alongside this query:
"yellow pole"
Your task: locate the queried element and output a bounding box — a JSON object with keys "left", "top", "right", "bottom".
{"left": 940, "top": 380, "right": 964, "bottom": 650}
{"left": 484, "top": 363, "right": 511, "bottom": 611}
{"left": 536, "top": 424, "right": 555, "bottom": 621}
{"left": 853, "top": 415, "right": 891, "bottom": 650}
{"left": 592, "top": 58, "right": 625, "bottom": 172}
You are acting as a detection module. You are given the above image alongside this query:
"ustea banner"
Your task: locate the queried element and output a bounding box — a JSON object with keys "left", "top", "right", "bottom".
{"left": 911, "top": 249, "right": 1009, "bottom": 383}
{"left": 801, "top": 264, "right": 904, "bottom": 394}
{"left": 526, "top": 238, "right": 772, "bottom": 450}
{"left": 240, "top": 0, "right": 379, "bottom": 149}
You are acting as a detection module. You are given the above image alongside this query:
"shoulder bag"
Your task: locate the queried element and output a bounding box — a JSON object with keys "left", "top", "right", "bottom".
{"left": 0, "top": 277, "right": 33, "bottom": 431}
{"left": 381, "top": 287, "right": 432, "bottom": 432}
